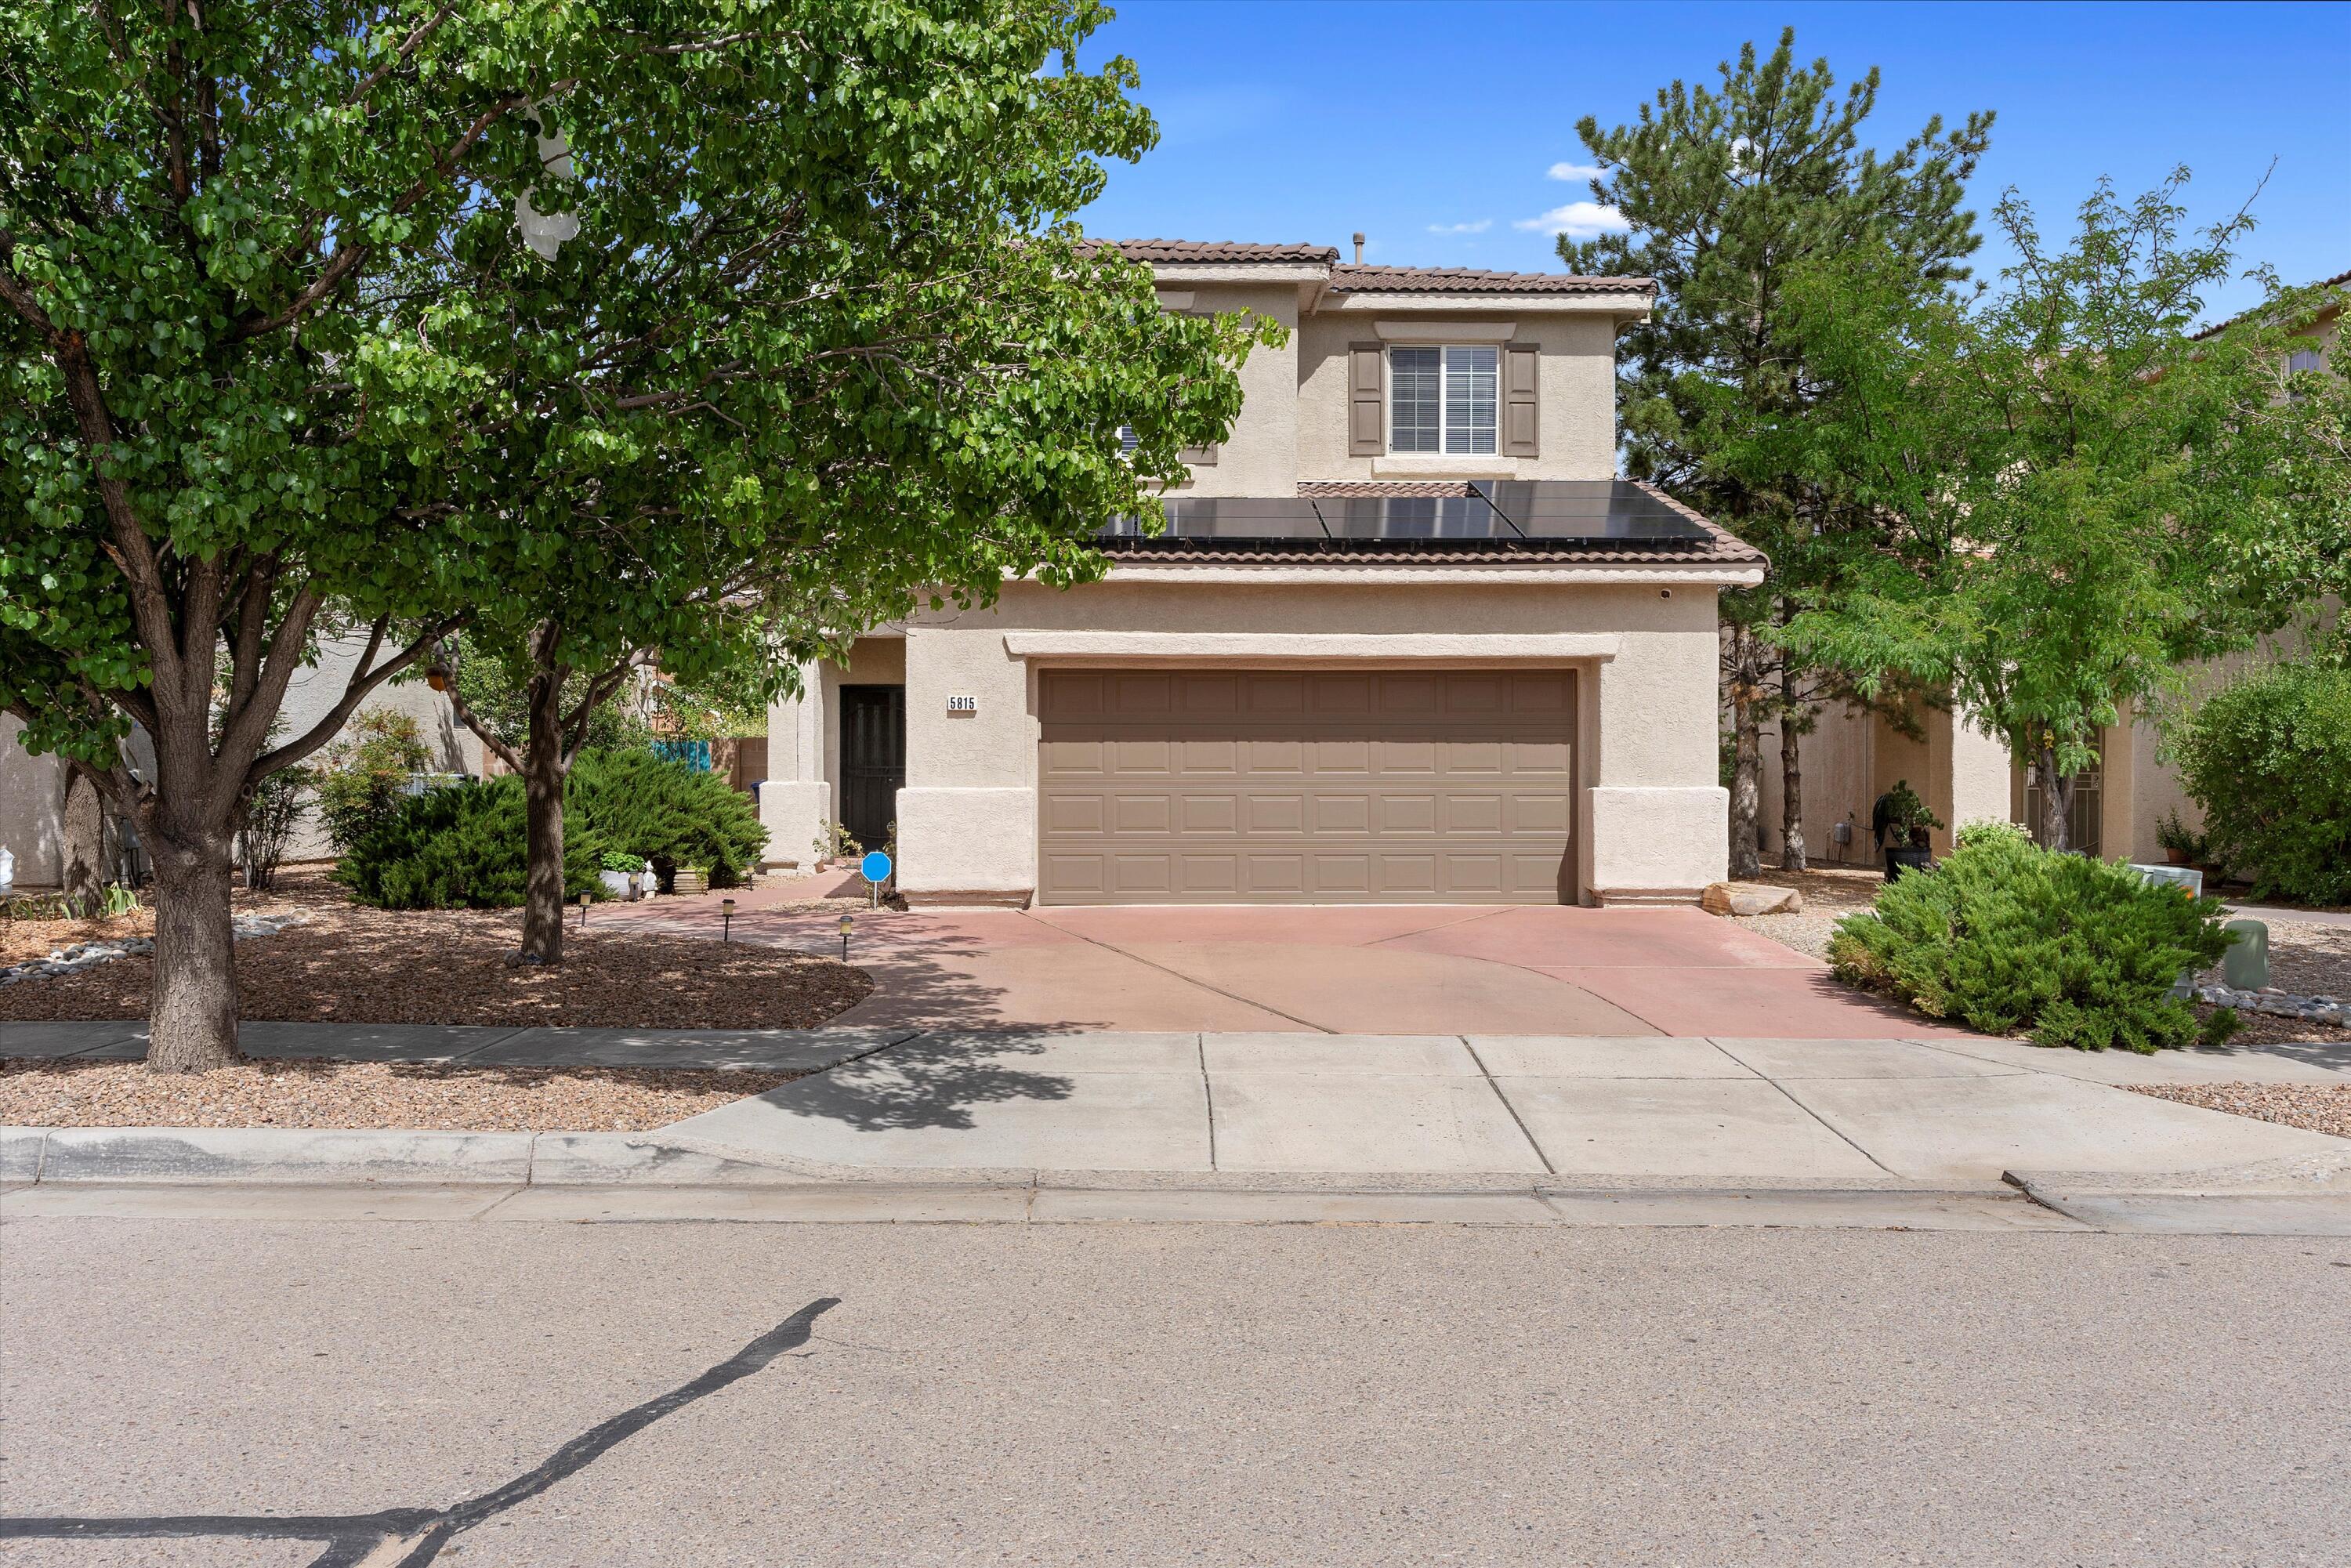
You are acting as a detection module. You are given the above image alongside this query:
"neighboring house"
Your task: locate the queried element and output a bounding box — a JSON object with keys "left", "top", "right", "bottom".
{"left": 0, "top": 632, "right": 479, "bottom": 891}
{"left": 763, "top": 240, "right": 1764, "bottom": 906}
{"left": 1757, "top": 269, "right": 2346, "bottom": 870}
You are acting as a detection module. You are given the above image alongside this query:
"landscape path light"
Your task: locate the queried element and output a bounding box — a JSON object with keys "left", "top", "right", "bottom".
{"left": 839, "top": 913, "right": 853, "bottom": 962}
{"left": 721, "top": 898, "right": 736, "bottom": 945}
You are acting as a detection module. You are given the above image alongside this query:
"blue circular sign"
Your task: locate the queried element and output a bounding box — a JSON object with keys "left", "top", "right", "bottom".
{"left": 859, "top": 850, "right": 893, "bottom": 884}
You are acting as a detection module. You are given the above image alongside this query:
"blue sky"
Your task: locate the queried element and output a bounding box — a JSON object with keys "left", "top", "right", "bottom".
{"left": 1074, "top": 1, "right": 2349, "bottom": 325}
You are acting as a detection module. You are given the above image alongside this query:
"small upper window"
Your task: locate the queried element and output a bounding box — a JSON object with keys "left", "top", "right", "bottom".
{"left": 2288, "top": 347, "right": 2325, "bottom": 375}
{"left": 1116, "top": 424, "right": 1140, "bottom": 455}
{"left": 1388, "top": 346, "right": 1498, "bottom": 454}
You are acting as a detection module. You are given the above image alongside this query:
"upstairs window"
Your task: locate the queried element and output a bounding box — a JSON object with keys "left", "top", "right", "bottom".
{"left": 1388, "top": 346, "right": 1498, "bottom": 454}
{"left": 2288, "top": 347, "right": 2325, "bottom": 375}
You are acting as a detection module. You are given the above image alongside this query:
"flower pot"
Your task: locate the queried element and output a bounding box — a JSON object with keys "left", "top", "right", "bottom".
{"left": 2164, "top": 847, "right": 2190, "bottom": 866}
{"left": 1884, "top": 847, "right": 1933, "bottom": 882}
{"left": 673, "top": 867, "right": 708, "bottom": 896}
{"left": 597, "top": 870, "right": 636, "bottom": 901}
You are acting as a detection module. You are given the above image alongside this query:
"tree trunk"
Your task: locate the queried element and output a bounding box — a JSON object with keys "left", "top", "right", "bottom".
{"left": 2035, "top": 737, "right": 2072, "bottom": 855}
{"left": 515, "top": 671, "right": 571, "bottom": 965}
{"left": 145, "top": 831, "right": 241, "bottom": 1072}
{"left": 1779, "top": 718, "right": 1806, "bottom": 871}
{"left": 1777, "top": 657, "right": 1806, "bottom": 873}
{"left": 1728, "top": 629, "right": 1763, "bottom": 880}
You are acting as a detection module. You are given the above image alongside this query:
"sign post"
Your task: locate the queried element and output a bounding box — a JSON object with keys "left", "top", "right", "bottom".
{"left": 860, "top": 849, "right": 893, "bottom": 909}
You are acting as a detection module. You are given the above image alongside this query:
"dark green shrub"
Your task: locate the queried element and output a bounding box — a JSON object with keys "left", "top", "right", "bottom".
{"left": 2172, "top": 662, "right": 2351, "bottom": 907}
{"left": 568, "top": 749, "right": 767, "bottom": 885}
{"left": 315, "top": 710, "right": 434, "bottom": 852}
{"left": 337, "top": 780, "right": 603, "bottom": 910}
{"left": 1828, "top": 823, "right": 2235, "bottom": 1052}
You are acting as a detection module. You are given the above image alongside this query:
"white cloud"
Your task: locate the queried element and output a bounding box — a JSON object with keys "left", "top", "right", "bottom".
{"left": 1512, "top": 201, "right": 1630, "bottom": 238}
{"left": 1546, "top": 161, "right": 1604, "bottom": 182}
{"left": 1425, "top": 219, "right": 1491, "bottom": 235}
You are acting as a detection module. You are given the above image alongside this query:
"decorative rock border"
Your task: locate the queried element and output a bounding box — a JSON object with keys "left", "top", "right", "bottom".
{"left": 2193, "top": 982, "right": 2350, "bottom": 1027}
{"left": 0, "top": 913, "right": 304, "bottom": 988}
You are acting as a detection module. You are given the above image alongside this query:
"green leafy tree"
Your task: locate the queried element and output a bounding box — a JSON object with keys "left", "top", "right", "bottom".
{"left": 1557, "top": 28, "right": 1991, "bottom": 875}
{"left": 410, "top": 4, "right": 1268, "bottom": 965}
{"left": 2, "top": 0, "right": 1264, "bottom": 1068}
{"left": 1772, "top": 174, "right": 2342, "bottom": 851}
{"left": 0, "top": 1, "right": 558, "bottom": 1069}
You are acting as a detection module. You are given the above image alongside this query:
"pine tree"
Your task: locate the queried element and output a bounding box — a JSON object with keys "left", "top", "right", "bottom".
{"left": 1558, "top": 28, "right": 1991, "bottom": 875}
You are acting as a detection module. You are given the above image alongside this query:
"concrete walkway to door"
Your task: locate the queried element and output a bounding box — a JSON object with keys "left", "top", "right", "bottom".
{"left": 601, "top": 894, "right": 1974, "bottom": 1039}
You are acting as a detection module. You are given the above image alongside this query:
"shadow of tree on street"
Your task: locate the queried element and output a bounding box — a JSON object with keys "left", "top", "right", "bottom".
{"left": 0, "top": 1299, "right": 838, "bottom": 1567}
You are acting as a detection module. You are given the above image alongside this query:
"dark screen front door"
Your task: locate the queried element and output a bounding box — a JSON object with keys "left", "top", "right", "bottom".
{"left": 839, "top": 685, "right": 905, "bottom": 854}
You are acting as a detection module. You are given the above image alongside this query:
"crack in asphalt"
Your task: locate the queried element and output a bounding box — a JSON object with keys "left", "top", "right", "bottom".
{"left": 0, "top": 1297, "right": 839, "bottom": 1566}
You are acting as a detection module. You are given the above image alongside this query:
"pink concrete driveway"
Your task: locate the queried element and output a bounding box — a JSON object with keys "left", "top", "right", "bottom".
{"left": 601, "top": 890, "right": 1976, "bottom": 1039}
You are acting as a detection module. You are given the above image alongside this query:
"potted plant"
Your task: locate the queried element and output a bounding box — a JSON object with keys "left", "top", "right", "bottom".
{"left": 1872, "top": 780, "right": 1943, "bottom": 881}
{"left": 2155, "top": 809, "right": 2205, "bottom": 867}
{"left": 596, "top": 849, "right": 642, "bottom": 901}
{"left": 672, "top": 864, "right": 709, "bottom": 896}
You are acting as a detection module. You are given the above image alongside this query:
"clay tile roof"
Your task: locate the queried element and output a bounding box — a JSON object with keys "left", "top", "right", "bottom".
{"left": 1081, "top": 238, "right": 1340, "bottom": 264}
{"left": 1326, "top": 265, "right": 1652, "bottom": 296}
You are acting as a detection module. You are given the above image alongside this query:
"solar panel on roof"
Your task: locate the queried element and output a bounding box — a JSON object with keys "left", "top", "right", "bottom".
{"left": 1155, "top": 497, "right": 1332, "bottom": 540}
{"left": 1309, "top": 495, "right": 1523, "bottom": 541}
{"left": 1474, "top": 480, "right": 1708, "bottom": 541}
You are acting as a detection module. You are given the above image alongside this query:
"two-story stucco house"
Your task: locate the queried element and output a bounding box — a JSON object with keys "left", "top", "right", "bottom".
{"left": 759, "top": 240, "right": 1764, "bottom": 907}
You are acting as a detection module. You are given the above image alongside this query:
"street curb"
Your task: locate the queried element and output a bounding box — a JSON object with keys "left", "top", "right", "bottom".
{"left": 0, "top": 1126, "right": 864, "bottom": 1186}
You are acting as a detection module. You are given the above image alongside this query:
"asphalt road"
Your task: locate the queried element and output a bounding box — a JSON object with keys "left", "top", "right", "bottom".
{"left": 4, "top": 1216, "right": 2348, "bottom": 1566}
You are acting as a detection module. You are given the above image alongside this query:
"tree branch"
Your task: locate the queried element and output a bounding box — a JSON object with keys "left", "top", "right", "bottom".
{"left": 245, "top": 612, "right": 467, "bottom": 785}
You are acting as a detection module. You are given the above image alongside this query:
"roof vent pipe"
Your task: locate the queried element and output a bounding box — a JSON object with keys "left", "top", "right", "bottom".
{"left": 1352, "top": 232, "right": 1364, "bottom": 264}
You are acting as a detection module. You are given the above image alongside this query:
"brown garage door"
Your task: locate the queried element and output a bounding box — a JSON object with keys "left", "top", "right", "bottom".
{"left": 1037, "top": 669, "right": 1574, "bottom": 904}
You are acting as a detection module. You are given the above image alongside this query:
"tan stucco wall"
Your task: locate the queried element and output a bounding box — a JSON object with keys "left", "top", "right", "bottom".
{"left": 276, "top": 630, "right": 481, "bottom": 861}
{"left": 1171, "top": 280, "right": 1301, "bottom": 498}
{"left": 871, "top": 572, "right": 1726, "bottom": 904}
{"left": 1294, "top": 309, "right": 1621, "bottom": 483}
{"left": 1, "top": 715, "right": 67, "bottom": 887}
{"left": 2, "top": 632, "right": 478, "bottom": 878}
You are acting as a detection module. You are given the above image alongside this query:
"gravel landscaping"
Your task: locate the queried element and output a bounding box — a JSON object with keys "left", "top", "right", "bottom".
{"left": 1727, "top": 865, "right": 1882, "bottom": 963}
{"left": 2125, "top": 1082, "right": 2351, "bottom": 1142}
{"left": 0, "top": 869, "right": 870, "bottom": 1030}
{"left": 0, "top": 1056, "right": 793, "bottom": 1132}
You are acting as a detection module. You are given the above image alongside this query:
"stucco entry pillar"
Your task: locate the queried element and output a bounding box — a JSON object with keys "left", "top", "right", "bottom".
{"left": 893, "top": 626, "right": 1038, "bottom": 904}
{"left": 757, "top": 661, "right": 830, "bottom": 871}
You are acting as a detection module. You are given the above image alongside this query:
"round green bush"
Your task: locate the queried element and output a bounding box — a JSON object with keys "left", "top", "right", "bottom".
{"left": 2172, "top": 662, "right": 2351, "bottom": 907}
{"left": 1827, "top": 823, "right": 2235, "bottom": 1052}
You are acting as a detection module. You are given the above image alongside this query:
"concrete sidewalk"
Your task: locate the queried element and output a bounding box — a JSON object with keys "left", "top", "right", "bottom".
{"left": 9, "top": 1020, "right": 2347, "bottom": 1189}
{"left": 659, "top": 1029, "right": 2351, "bottom": 1185}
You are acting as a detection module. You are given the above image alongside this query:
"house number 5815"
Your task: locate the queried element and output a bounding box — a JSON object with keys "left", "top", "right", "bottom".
{"left": 946, "top": 694, "right": 978, "bottom": 713}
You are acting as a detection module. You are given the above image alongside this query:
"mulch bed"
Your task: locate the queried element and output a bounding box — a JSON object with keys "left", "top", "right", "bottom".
{"left": 0, "top": 1057, "right": 791, "bottom": 1132}
{"left": 0, "top": 870, "right": 871, "bottom": 1030}
{"left": 2126, "top": 1082, "right": 2351, "bottom": 1142}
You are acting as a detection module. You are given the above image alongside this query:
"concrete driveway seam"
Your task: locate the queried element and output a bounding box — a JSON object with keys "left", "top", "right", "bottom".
{"left": 1045, "top": 918, "right": 1336, "bottom": 1034}
{"left": 1705, "top": 1039, "right": 1903, "bottom": 1177}
{"left": 1461, "top": 1036, "right": 1559, "bottom": 1176}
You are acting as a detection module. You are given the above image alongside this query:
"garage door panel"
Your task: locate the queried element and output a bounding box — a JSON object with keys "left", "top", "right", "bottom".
{"left": 1044, "top": 795, "right": 1106, "bottom": 835}
{"left": 1446, "top": 795, "right": 1504, "bottom": 834}
{"left": 1246, "top": 854, "right": 1308, "bottom": 893}
{"left": 1181, "top": 737, "right": 1239, "bottom": 773}
{"left": 1110, "top": 738, "right": 1172, "bottom": 774}
{"left": 1039, "top": 670, "right": 1574, "bottom": 904}
{"left": 1510, "top": 738, "right": 1572, "bottom": 774}
{"left": 1244, "top": 794, "right": 1306, "bottom": 834}
{"left": 1179, "top": 794, "right": 1238, "bottom": 834}
{"left": 1112, "top": 794, "right": 1172, "bottom": 834}
{"left": 1513, "top": 794, "right": 1573, "bottom": 833}
{"left": 1311, "top": 795, "right": 1372, "bottom": 835}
